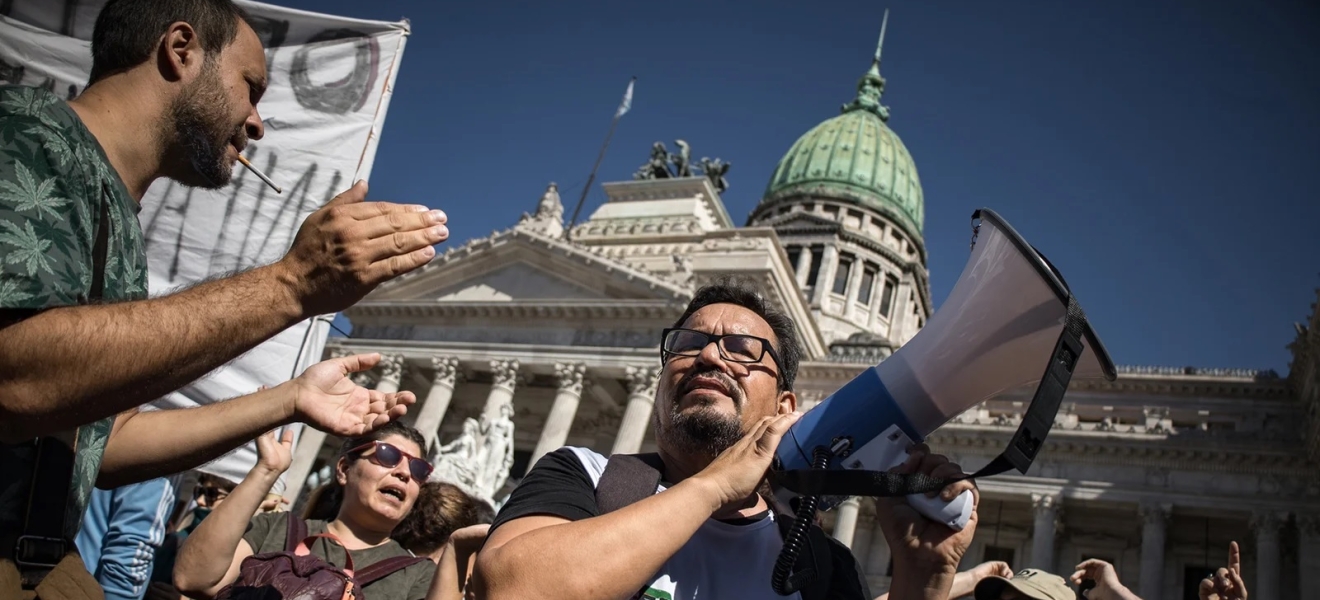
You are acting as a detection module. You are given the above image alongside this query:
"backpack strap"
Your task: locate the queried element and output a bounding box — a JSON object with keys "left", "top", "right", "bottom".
{"left": 11, "top": 202, "right": 112, "bottom": 574}
{"left": 284, "top": 515, "right": 310, "bottom": 553}
{"left": 354, "top": 555, "right": 429, "bottom": 587}
{"left": 595, "top": 453, "right": 664, "bottom": 514}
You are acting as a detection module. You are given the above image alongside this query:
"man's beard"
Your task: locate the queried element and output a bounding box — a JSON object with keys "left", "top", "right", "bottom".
{"left": 657, "top": 369, "right": 745, "bottom": 458}
{"left": 167, "top": 63, "right": 242, "bottom": 189}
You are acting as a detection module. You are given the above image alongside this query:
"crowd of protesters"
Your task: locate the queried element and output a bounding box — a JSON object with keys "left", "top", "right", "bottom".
{"left": 0, "top": 1, "right": 1260, "bottom": 599}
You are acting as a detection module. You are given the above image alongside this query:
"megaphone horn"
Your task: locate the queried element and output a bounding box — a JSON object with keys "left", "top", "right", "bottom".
{"left": 767, "top": 208, "right": 1116, "bottom": 596}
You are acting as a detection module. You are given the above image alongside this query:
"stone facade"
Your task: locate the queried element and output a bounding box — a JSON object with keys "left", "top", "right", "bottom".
{"left": 283, "top": 33, "right": 1320, "bottom": 598}
{"left": 286, "top": 176, "right": 1318, "bottom": 599}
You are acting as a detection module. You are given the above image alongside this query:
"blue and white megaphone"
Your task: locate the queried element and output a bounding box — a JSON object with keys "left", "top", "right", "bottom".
{"left": 769, "top": 209, "right": 1116, "bottom": 594}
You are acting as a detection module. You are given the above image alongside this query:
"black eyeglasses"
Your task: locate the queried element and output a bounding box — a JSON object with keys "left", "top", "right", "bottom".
{"left": 660, "top": 328, "right": 782, "bottom": 373}
{"left": 348, "top": 441, "right": 433, "bottom": 482}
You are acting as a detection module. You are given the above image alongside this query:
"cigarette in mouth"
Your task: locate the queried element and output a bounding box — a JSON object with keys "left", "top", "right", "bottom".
{"left": 237, "top": 155, "right": 283, "bottom": 194}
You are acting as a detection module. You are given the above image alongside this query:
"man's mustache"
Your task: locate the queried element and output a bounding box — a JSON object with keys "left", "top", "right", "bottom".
{"left": 672, "top": 368, "right": 743, "bottom": 407}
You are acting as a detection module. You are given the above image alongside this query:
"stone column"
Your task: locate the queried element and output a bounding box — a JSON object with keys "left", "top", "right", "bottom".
{"left": 414, "top": 356, "right": 460, "bottom": 449}
{"left": 1137, "top": 502, "right": 1171, "bottom": 600}
{"left": 483, "top": 359, "right": 520, "bottom": 419}
{"left": 850, "top": 518, "right": 873, "bottom": 569}
{"left": 531, "top": 363, "right": 587, "bottom": 466}
{"left": 815, "top": 245, "right": 838, "bottom": 304}
{"left": 1299, "top": 516, "right": 1320, "bottom": 600}
{"left": 865, "top": 521, "right": 891, "bottom": 579}
{"left": 612, "top": 366, "right": 660, "bottom": 455}
{"left": 374, "top": 354, "right": 404, "bottom": 394}
{"left": 1250, "top": 510, "right": 1285, "bottom": 600}
{"left": 795, "top": 247, "right": 813, "bottom": 288}
{"left": 832, "top": 496, "right": 861, "bottom": 548}
{"left": 1030, "top": 493, "right": 1061, "bottom": 571}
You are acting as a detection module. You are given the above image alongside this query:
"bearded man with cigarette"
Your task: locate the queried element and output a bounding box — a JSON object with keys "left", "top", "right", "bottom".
{"left": 0, "top": 0, "right": 449, "bottom": 597}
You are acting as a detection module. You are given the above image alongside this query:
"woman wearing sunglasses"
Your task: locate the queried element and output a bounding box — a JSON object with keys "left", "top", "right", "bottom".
{"left": 174, "top": 421, "right": 439, "bottom": 599}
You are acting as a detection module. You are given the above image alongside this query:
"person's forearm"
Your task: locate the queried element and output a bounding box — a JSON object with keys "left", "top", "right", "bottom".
{"left": 174, "top": 466, "right": 279, "bottom": 598}
{"left": 426, "top": 547, "right": 462, "bottom": 600}
{"left": 946, "top": 571, "right": 975, "bottom": 599}
{"left": 474, "top": 477, "right": 722, "bottom": 600}
{"left": 97, "top": 385, "right": 296, "bottom": 488}
{"left": 0, "top": 262, "right": 303, "bottom": 442}
{"left": 889, "top": 568, "right": 957, "bottom": 600}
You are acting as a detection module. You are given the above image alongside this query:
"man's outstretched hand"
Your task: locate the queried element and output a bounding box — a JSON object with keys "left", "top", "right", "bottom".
{"left": 280, "top": 180, "right": 449, "bottom": 318}
{"left": 285, "top": 353, "right": 415, "bottom": 436}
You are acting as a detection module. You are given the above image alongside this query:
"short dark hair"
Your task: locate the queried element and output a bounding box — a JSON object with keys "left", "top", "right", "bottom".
{"left": 391, "top": 482, "right": 482, "bottom": 556}
{"left": 89, "top": 0, "right": 251, "bottom": 84}
{"left": 339, "top": 421, "right": 427, "bottom": 458}
{"left": 670, "top": 278, "right": 802, "bottom": 392}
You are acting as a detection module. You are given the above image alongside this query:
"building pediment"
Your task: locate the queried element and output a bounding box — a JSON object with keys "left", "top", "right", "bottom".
{"left": 366, "top": 228, "right": 691, "bottom": 304}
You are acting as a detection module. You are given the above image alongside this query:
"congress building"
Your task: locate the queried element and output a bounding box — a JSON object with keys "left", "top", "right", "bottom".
{"left": 283, "top": 38, "right": 1320, "bottom": 600}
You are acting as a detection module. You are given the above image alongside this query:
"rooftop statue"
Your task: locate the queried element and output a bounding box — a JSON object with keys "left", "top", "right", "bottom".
{"left": 632, "top": 140, "right": 732, "bottom": 194}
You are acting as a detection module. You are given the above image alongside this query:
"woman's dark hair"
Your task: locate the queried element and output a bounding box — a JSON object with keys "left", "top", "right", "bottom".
{"left": 89, "top": 0, "right": 252, "bottom": 84}
{"left": 301, "top": 422, "right": 428, "bottom": 522}
{"left": 337, "top": 421, "right": 427, "bottom": 458}
{"left": 301, "top": 482, "right": 341, "bottom": 522}
{"left": 391, "top": 482, "right": 483, "bottom": 556}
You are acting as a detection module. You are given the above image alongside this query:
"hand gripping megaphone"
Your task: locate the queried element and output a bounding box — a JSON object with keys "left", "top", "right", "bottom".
{"left": 768, "top": 209, "right": 1116, "bottom": 595}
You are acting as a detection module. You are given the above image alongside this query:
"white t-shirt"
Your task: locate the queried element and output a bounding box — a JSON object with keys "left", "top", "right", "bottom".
{"left": 490, "top": 446, "right": 870, "bottom": 600}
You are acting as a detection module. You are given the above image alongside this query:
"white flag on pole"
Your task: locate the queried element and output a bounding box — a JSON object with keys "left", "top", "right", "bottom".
{"left": 616, "top": 77, "right": 635, "bottom": 118}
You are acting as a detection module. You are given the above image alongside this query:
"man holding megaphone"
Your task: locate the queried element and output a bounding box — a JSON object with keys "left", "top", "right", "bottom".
{"left": 471, "top": 280, "right": 979, "bottom": 600}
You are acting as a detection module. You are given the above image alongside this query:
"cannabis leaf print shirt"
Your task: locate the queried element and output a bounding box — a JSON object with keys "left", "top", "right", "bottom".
{"left": 0, "top": 85, "right": 148, "bottom": 541}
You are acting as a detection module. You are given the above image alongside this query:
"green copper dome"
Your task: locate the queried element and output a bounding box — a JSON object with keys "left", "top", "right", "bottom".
{"left": 761, "top": 24, "right": 924, "bottom": 241}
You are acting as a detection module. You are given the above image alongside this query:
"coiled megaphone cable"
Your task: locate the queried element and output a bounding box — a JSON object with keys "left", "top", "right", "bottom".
{"left": 770, "top": 446, "right": 832, "bottom": 596}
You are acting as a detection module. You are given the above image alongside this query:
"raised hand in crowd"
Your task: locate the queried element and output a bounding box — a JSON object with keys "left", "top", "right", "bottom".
{"left": 286, "top": 352, "right": 415, "bottom": 437}
{"left": 872, "top": 443, "right": 980, "bottom": 600}
{"left": 1070, "top": 559, "right": 1142, "bottom": 600}
{"left": 173, "top": 428, "right": 296, "bottom": 597}
{"left": 947, "top": 561, "right": 1014, "bottom": 599}
{"left": 98, "top": 353, "right": 415, "bottom": 487}
{"left": 1199, "top": 541, "right": 1247, "bottom": 600}
{"left": 873, "top": 561, "right": 1013, "bottom": 600}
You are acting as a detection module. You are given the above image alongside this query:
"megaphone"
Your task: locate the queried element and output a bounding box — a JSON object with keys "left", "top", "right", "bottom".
{"left": 768, "top": 208, "right": 1116, "bottom": 594}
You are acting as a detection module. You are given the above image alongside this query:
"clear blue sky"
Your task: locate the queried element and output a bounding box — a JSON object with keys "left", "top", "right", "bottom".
{"left": 269, "top": 0, "right": 1319, "bottom": 374}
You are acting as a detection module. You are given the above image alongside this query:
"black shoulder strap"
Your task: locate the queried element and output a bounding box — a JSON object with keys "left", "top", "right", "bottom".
{"left": 89, "top": 198, "right": 110, "bottom": 302}
{"left": 355, "top": 555, "right": 429, "bottom": 586}
{"left": 596, "top": 453, "right": 664, "bottom": 514}
{"left": 14, "top": 202, "right": 113, "bottom": 572}
{"left": 774, "top": 296, "right": 1088, "bottom": 498}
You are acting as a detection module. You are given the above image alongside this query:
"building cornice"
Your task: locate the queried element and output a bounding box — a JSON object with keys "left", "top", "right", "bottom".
{"left": 930, "top": 426, "right": 1307, "bottom": 467}
{"left": 346, "top": 299, "right": 687, "bottom": 323}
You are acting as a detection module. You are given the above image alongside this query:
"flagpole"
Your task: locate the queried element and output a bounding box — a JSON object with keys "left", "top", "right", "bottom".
{"left": 566, "top": 76, "right": 635, "bottom": 241}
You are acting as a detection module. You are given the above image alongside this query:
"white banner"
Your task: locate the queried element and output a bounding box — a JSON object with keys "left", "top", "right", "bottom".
{"left": 0, "top": 0, "right": 410, "bottom": 490}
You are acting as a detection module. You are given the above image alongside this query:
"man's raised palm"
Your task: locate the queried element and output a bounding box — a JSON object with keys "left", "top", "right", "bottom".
{"left": 291, "top": 354, "right": 415, "bottom": 436}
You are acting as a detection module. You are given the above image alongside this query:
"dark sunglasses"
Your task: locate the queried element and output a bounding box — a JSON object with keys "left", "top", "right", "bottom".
{"left": 347, "top": 441, "right": 433, "bottom": 482}
{"left": 193, "top": 485, "right": 230, "bottom": 504}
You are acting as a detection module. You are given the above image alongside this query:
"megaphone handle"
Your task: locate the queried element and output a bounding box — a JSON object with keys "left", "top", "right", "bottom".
{"left": 905, "top": 488, "right": 974, "bottom": 532}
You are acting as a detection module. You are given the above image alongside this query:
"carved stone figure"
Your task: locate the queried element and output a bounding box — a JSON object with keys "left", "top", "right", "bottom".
{"left": 428, "top": 417, "right": 481, "bottom": 492}
{"left": 475, "top": 402, "right": 516, "bottom": 499}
